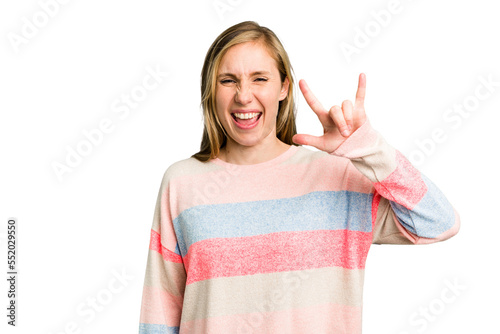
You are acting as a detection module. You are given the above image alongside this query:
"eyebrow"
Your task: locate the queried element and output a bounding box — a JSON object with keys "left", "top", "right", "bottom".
{"left": 217, "top": 71, "right": 272, "bottom": 79}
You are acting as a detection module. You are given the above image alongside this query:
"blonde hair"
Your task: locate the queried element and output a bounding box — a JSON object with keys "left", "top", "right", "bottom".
{"left": 191, "top": 21, "right": 298, "bottom": 162}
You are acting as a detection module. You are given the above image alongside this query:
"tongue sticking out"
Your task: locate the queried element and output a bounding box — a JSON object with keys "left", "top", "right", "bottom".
{"left": 235, "top": 114, "right": 261, "bottom": 125}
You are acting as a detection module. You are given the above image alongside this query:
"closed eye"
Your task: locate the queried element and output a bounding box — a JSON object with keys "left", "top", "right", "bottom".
{"left": 219, "top": 78, "right": 268, "bottom": 84}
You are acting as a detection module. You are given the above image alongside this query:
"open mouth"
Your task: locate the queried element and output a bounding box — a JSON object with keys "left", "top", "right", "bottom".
{"left": 231, "top": 112, "right": 262, "bottom": 127}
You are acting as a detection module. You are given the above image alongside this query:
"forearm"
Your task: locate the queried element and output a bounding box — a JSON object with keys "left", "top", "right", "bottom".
{"left": 332, "top": 119, "right": 460, "bottom": 244}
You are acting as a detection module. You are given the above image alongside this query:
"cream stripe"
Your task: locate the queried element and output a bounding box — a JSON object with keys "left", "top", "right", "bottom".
{"left": 143, "top": 250, "right": 186, "bottom": 297}
{"left": 333, "top": 119, "right": 397, "bottom": 182}
{"left": 181, "top": 266, "right": 364, "bottom": 322}
{"left": 372, "top": 196, "right": 414, "bottom": 245}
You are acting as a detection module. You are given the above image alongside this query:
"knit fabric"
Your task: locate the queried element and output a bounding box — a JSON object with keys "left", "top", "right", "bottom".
{"left": 138, "top": 120, "right": 460, "bottom": 333}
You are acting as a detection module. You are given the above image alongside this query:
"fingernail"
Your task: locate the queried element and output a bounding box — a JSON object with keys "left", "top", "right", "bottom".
{"left": 342, "top": 129, "right": 350, "bottom": 137}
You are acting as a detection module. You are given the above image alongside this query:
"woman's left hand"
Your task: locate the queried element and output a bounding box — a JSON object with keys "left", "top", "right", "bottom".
{"left": 292, "top": 73, "right": 368, "bottom": 153}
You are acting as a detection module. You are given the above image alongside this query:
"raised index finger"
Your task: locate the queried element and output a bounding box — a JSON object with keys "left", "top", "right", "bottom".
{"left": 299, "top": 79, "right": 327, "bottom": 114}
{"left": 355, "top": 73, "right": 366, "bottom": 108}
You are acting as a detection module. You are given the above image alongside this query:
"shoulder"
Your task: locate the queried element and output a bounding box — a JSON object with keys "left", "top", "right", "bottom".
{"left": 160, "top": 155, "right": 220, "bottom": 185}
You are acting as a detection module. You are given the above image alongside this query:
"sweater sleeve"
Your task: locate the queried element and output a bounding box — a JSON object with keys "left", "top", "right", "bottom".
{"left": 139, "top": 169, "right": 186, "bottom": 333}
{"left": 332, "top": 119, "right": 460, "bottom": 245}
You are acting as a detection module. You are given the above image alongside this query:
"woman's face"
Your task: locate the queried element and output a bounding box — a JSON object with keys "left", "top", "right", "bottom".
{"left": 215, "top": 41, "right": 289, "bottom": 149}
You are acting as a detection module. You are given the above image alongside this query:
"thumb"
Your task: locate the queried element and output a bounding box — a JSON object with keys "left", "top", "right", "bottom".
{"left": 292, "top": 133, "right": 323, "bottom": 150}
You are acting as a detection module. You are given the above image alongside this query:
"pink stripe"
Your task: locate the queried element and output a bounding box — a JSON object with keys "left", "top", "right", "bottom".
{"left": 180, "top": 302, "right": 362, "bottom": 333}
{"left": 169, "top": 154, "right": 374, "bottom": 220}
{"left": 183, "top": 230, "right": 371, "bottom": 285}
{"left": 373, "top": 150, "right": 427, "bottom": 210}
{"left": 139, "top": 285, "right": 182, "bottom": 325}
{"left": 371, "top": 191, "right": 382, "bottom": 228}
{"left": 149, "top": 229, "right": 183, "bottom": 263}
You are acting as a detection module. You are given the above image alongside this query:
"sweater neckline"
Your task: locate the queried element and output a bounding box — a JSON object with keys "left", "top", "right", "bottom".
{"left": 210, "top": 145, "right": 299, "bottom": 170}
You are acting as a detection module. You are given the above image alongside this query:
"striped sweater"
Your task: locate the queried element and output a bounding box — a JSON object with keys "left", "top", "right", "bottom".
{"left": 138, "top": 120, "right": 460, "bottom": 333}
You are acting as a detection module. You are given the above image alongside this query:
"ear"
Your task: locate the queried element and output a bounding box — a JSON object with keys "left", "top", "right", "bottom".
{"left": 279, "top": 76, "right": 290, "bottom": 101}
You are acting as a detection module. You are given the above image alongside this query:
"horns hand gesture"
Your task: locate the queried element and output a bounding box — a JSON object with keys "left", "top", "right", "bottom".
{"left": 292, "top": 73, "right": 367, "bottom": 153}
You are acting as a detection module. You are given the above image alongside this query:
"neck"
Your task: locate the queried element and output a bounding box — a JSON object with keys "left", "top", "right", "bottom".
{"left": 219, "top": 138, "right": 290, "bottom": 165}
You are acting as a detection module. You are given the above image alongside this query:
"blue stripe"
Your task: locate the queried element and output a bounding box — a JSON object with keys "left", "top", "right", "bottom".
{"left": 173, "top": 191, "right": 373, "bottom": 256}
{"left": 389, "top": 174, "right": 455, "bottom": 238}
{"left": 139, "top": 323, "right": 179, "bottom": 334}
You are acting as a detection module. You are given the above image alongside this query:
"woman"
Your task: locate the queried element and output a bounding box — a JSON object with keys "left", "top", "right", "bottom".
{"left": 138, "top": 21, "right": 460, "bottom": 333}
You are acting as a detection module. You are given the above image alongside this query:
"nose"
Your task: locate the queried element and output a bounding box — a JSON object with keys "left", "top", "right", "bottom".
{"left": 235, "top": 81, "right": 253, "bottom": 105}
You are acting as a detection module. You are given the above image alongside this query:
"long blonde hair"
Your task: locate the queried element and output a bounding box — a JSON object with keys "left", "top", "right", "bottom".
{"left": 191, "top": 21, "right": 298, "bottom": 162}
